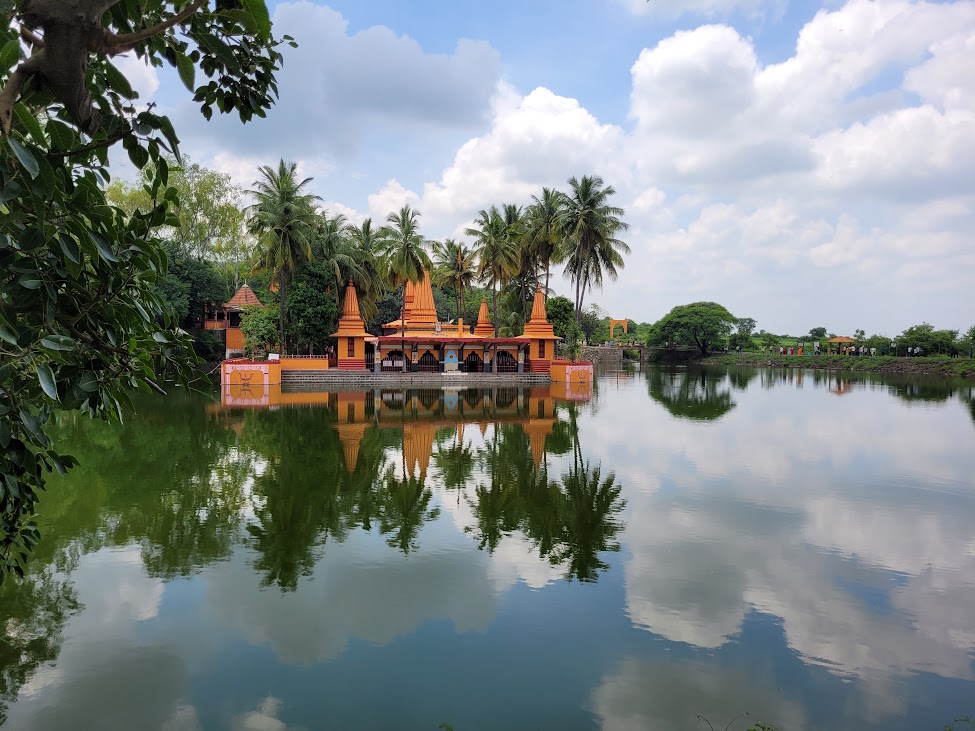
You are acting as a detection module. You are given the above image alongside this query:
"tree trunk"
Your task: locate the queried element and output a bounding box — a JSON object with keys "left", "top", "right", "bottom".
{"left": 574, "top": 276, "right": 581, "bottom": 323}
{"left": 279, "top": 275, "right": 287, "bottom": 354}
{"left": 545, "top": 260, "right": 551, "bottom": 300}
{"left": 401, "top": 292, "right": 407, "bottom": 373}
{"left": 492, "top": 283, "right": 498, "bottom": 334}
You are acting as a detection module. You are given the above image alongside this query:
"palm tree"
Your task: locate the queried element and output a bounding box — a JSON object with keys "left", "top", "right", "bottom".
{"left": 247, "top": 160, "right": 320, "bottom": 353}
{"left": 524, "top": 187, "right": 567, "bottom": 297}
{"left": 431, "top": 239, "right": 477, "bottom": 321}
{"left": 313, "top": 212, "right": 369, "bottom": 309}
{"left": 378, "top": 206, "right": 432, "bottom": 371}
{"left": 347, "top": 217, "right": 386, "bottom": 322}
{"left": 560, "top": 175, "right": 630, "bottom": 322}
{"left": 466, "top": 206, "right": 518, "bottom": 332}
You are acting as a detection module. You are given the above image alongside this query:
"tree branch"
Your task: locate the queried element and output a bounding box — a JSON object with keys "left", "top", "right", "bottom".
{"left": 19, "top": 26, "right": 45, "bottom": 48}
{"left": 46, "top": 125, "right": 131, "bottom": 158}
{"left": 0, "top": 56, "right": 43, "bottom": 136}
{"left": 106, "top": 0, "right": 208, "bottom": 53}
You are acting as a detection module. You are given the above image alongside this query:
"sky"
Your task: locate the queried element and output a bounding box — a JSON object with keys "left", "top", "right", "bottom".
{"left": 116, "top": 0, "right": 975, "bottom": 335}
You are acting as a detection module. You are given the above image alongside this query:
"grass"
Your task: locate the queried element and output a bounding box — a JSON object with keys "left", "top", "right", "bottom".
{"left": 704, "top": 353, "right": 975, "bottom": 379}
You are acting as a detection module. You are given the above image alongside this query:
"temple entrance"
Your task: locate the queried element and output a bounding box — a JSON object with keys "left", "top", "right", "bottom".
{"left": 464, "top": 352, "right": 483, "bottom": 372}
{"left": 495, "top": 351, "right": 517, "bottom": 373}
{"left": 382, "top": 350, "right": 409, "bottom": 372}
{"left": 417, "top": 351, "right": 438, "bottom": 372}
{"left": 365, "top": 343, "right": 375, "bottom": 371}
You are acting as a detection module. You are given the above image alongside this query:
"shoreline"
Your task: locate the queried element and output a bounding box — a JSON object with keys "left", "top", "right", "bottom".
{"left": 697, "top": 354, "right": 975, "bottom": 380}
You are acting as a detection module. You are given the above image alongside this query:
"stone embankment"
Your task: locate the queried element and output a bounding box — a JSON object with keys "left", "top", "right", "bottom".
{"left": 580, "top": 346, "right": 623, "bottom": 366}
{"left": 280, "top": 371, "right": 551, "bottom": 387}
{"left": 701, "top": 354, "right": 975, "bottom": 380}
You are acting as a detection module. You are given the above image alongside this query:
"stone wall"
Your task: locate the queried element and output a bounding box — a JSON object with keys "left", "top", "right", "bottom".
{"left": 580, "top": 346, "right": 623, "bottom": 366}
{"left": 281, "top": 371, "right": 551, "bottom": 387}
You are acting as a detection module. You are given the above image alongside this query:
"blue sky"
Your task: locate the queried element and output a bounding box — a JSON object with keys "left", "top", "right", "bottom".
{"left": 122, "top": 0, "right": 975, "bottom": 335}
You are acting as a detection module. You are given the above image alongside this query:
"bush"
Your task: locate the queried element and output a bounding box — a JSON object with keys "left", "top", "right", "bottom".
{"left": 192, "top": 331, "right": 226, "bottom": 362}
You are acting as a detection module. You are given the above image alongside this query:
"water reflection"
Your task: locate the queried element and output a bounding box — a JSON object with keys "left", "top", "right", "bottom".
{"left": 646, "top": 366, "right": 753, "bottom": 421}
{"left": 1, "top": 369, "right": 973, "bottom": 730}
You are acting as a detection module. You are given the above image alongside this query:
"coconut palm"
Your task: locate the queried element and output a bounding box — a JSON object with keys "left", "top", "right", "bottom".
{"left": 466, "top": 206, "right": 518, "bottom": 332}
{"left": 431, "top": 239, "right": 477, "bottom": 321}
{"left": 524, "top": 187, "right": 567, "bottom": 297}
{"left": 313, "top": 212, "right": 370, "bottom": 309}
{"left": 347, "top": 217, "right": 386, "bottom": 322}
{"left": 560, "top": 175, "right": 630, "bottom": 322}
{"left": 378, "top": 205, "right": 432, "bottom": 370}
{"left": 247, "top": 160, "right": 321, "bottom": 353}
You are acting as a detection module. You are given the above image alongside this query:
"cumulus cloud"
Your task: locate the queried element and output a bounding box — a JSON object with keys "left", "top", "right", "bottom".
{"left": 174, "top": 1, "right": 501, "bottom": 172}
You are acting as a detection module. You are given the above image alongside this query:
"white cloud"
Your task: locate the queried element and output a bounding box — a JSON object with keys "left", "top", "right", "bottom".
{"left": 613, "top": 0, "right": 785, "bottom": 21}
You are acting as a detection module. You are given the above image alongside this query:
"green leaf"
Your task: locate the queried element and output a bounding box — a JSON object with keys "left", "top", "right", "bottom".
{"left": 0, "top": 179, "right": 22, "bottom": 204}
{"left": 104, "top": 60, "right": 136, "bottom": 99}
{"left": 18, "top": 275, "right": 42, "bottom": 290}
{"left": 35, "top": 363, "right": 58, "bottom": 401}
{"left": 90, "top": 233, "right": 118, "bottom": 263}
{"left": 172, "top": 52, "right": 195, "bottom": 92}
{"left": 0, "top": 39, "right": 20, "bottom": 71}
{"left": 240, "top": 0, "right": 272, "bottom": 40}
{"left": 0, "top": 321, "right": 17, "bottom": 345}
{"left": 39, "top": 335, "right": 78, "bottom": 352}
{"left": 7, "top": 138, "right": 39, "bottom": 179}
{"left": 13, "top": 104, "right": 46, "bottom": 145}
{"left": 58, "top": 235, "right": 82, "bottom": 264}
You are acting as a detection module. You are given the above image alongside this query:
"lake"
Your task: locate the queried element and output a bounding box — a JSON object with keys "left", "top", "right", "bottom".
{"left": 1, "top": 366, "right": 974, "bottom": 731}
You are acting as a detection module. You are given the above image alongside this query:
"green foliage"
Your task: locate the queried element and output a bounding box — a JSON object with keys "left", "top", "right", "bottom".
{"left": 248, "top": 160, "right": 321, "bottom": 354}
{"left": 808, "top": 326, "right": 827, "bottom": 339}
{"left": 897, "top": 322, "right": 960, "bottom": 355}
{"left": 191, "top": 330, "right": 225, "bottom": 362}
{"left": 547, "top": 295, "right": 575, "bottom": 339}
{"left": 563, "top": 323, "right": 583, "bottom": 362}
{"left": 647, "top": 302, "right": 737, "bottom": 355}
{"left": 578, "top": 304, "right": 605, "bottom": 343}
{"left": 560, "top": 175, "right": 630, "bottom": 321}
{"left": 285, "top": 261, "right": 339, "bottom": 354}
{"left": 240, "top": 305, "right": 280, "bottom": 356}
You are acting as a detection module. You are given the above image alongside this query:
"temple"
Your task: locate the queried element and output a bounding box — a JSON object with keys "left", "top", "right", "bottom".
{"left": 220, "top": 267, "right": 590, "bottom": 385}
{"left": 371, "top": 269, "right": 560, "bottom": 374}
{"left": 205, "top": 283, "right": 262, "bottom": 358}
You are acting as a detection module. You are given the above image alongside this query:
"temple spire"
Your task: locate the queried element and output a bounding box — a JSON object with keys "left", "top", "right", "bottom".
{"left": 473, "top": 297, "right": 494, "bottom": 337}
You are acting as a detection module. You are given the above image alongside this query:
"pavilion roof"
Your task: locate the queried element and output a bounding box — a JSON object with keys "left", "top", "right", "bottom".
{"left": 224, "top": 283, "right": 262, "bottom": 309}
{"left": 827, "top": 336, "right": 856, "bottom": 343}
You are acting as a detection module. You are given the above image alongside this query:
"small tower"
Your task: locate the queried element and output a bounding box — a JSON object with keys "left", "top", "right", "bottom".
{"left": 520, "top": 286, "right": 560, "bottom": 373}
{"left": 331, "top": 281, "right": 368, "bottom": 370}
{"left": 472, "top": 298, "right": 495, "bottom": 337}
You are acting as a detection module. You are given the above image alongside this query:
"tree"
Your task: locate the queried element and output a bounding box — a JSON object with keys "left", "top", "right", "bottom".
{"left": 854, "top": 328, "right": 866, "bottom": 343}
{"left": 239, "top": 306, "right": 279, "bottom": 356}
{"left": 247, "top": 160, "right": 320, "bottom": 355}
{"left": 560, "top": 175, "right": 629, "bottom": 322}
{"left": 546, "top": 295, "right": 575, "bottom": 340}
{"left": 467, "top": 206, "right": 518, "bottom": 332}
{"left": 0, "top": 0, "right": 288, "bottom": 580}
{"left": 808, "top": 326, "right": 828, "bottom": 340}
{"left": 524, "top": 187, "right": 567, "bottom": 297}
{"left": 158, "top": 156, "right": 244, "bottom": 262}
{"left": 647, "top": 302, "right": 737, "bottom": 355}
{"left": 285, "top": 262, "right": 339, "bottom": 355}
{"left": 346, "top": 218, "right": 385, "bottom": 323}
{"left": 431, "top": 239, "right": 476, "bottom": 320}
{"left": 898, "top": 323, "right": 959, "bottom": 356}
{"left": 378, "top": 206, "right": 432, "bottom": 370}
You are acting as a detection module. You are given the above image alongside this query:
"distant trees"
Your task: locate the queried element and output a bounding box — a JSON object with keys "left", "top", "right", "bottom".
{"left": 646, "top": 302, "right": 737, "bottom": 355}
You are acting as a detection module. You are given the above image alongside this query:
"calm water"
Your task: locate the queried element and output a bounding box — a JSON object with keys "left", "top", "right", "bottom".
{"left": 2, "top": 366, "right": 974, "bottom": 731}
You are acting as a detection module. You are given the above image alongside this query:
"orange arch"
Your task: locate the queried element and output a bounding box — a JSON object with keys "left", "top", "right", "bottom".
{"left": 609, "top": 319, "right": 628, "bottom": 339}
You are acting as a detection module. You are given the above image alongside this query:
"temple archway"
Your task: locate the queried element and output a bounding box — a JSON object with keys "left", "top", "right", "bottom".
{"left": 609, "top": 319, "right": 628, "bottom": 340}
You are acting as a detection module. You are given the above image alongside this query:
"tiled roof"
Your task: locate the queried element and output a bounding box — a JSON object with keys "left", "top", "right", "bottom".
{"left": 225, "top": 284, "right": 262, "bottom": 309}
